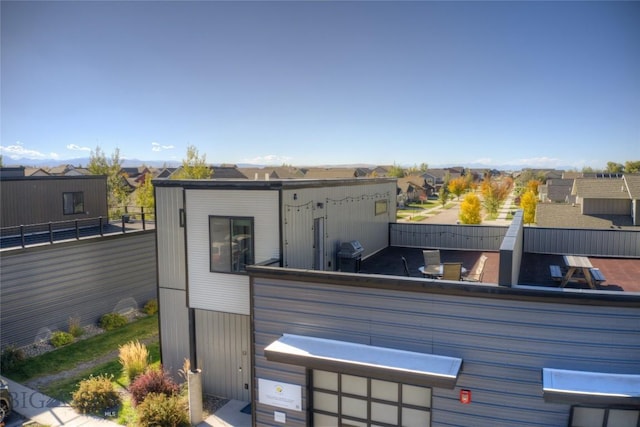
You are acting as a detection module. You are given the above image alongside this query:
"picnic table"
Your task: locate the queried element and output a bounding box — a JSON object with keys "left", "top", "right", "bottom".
{"left": 560, "top": 255, "right": 596, "bottom": 289}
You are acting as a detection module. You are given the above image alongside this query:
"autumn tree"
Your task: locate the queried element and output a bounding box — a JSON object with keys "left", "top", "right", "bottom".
{"left": 526, "top": 179, "right": 540, "bottom": 196}
{"left": 459, "top": 193, "right": 482, "bottom": 224}
{"left": 448, "top": 177, "right": 467, "bottom": 200}
{"left": 172, "top": 145, "right": 212, "bottom": 179}
{"left": 520, "top": 190, "right": 538, "bottom": 224}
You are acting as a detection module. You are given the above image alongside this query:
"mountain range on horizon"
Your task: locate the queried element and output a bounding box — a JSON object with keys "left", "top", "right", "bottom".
{"left": 2, "top": 156, "right": 575, "bottom": 172}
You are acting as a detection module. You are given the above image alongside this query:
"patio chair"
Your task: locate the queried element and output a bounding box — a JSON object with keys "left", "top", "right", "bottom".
{"left": 442, "top": 263, "right": 462, "bottom": 281}
{"left": 464, "top": 255, "right": 487, "bottom": 282}
{"left": 423, "top": 250, "right": 441, "bottom": 267}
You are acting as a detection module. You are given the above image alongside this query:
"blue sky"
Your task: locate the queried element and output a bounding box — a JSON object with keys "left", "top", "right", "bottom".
{"left": 2, "top": 1, "right": 639, "bottom": 169}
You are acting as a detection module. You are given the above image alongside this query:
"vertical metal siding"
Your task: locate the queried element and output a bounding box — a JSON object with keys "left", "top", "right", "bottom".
{"left": 185, "top": 189, "right": 279, "bottom": 315}
{"left": 523, "top": 227, "right": 640, "bottom": 257}
{"left": 390, "top": 223, "right": 508, "bottom": 250}
{"left": 283, "top": 182, "right": 395, "bottom": 270}
{"left": 252, "top": 277, "right": 640, "bottom": 427}
{"left": 158, "top": 288, "right": 190, "bottom": 375}
{"left": 583, "top": 198, "right": 631, "bottom": 215}
{"left": 0, "top": 232, "right": 157, "bottom": 349}
{"left": 0, "top": 177, "right": 108, "bottom": 228}
{"left": 390, "top": 223, "right": 640, "bottom": 258}
{"left": 195, "top": 309, "right": 251, "bottom": 401}
{"left": 155, "top": 187, "right": 186, "bottom": 290}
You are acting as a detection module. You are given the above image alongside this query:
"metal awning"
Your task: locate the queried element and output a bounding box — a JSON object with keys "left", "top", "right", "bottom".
{"left": 264, "top": 334, "right": 462, "bottom": 389}
{"left": 543, "top": 368, "right": 640, "bottom": 405}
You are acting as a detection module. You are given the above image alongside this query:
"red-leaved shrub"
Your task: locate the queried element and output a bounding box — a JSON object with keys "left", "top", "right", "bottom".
{"left": 129, "top": 367, "right": 179, "bottom": 406}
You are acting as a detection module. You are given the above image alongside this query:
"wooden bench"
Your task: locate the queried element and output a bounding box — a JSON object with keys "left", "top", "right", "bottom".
{"left": 590, "top": 268, "right": 606, "bottom": 284}
{"left": 464, "top": 255, "right": 487, "bottom": 282}
{"left": 549, "top": 265, "right": 563, "bottom": 281}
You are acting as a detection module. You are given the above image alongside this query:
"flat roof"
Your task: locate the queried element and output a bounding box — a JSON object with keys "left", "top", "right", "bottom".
{"left": 264, "top": 334, "right": 462, "bottom": 389}
{"left": 543, "top": 368, "right": 640, "bottom": 405}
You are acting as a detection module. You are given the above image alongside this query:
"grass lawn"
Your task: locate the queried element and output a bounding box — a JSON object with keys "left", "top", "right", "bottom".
{"left": 41, "top": 341, "right": 160, "bottom": 403}
{"left": 7, "top": 314, "right": 158, "bottom": 383}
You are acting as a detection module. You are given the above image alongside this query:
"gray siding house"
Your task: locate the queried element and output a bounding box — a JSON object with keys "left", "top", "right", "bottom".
{"left": 155, "top": 178, "right": 639, "bottom": 426}
{"left": 0, "top": 173, "right": 108, "bottom": 230}
{"left": 154, "top": 178, "right": 397, "bottom": 401}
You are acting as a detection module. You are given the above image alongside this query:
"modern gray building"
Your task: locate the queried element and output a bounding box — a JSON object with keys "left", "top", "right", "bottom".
{"left": 154, "top": 178, "right": 397, "bottom": 401}
{"left": 154, "top": 177, "right": 640, "bottom": 426}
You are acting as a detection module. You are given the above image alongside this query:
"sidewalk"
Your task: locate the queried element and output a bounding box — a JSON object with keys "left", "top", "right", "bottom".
{"left": 1, "top": 377, "right": 120, "bottom": 427}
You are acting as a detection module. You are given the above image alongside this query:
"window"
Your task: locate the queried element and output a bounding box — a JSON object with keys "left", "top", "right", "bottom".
{"left": 311, "top": 370, "right": 432, "bottom": 427}
{"left": 570, "top": 407, "right": 639, "bottom": 427}
{"left": 63, "top": 192, "right": 84, "bottom": 215}
{"left": 375, "top": 199, "right": 388, "bottom": 216}
{"left": 209, "top": 216, "right": 254, "bottom": 273}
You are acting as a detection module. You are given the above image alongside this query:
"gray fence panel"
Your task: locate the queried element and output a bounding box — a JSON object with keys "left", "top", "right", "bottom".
{"left": 0, "top": 231, "right": 157, "bottom": 349}
{"left": 524, "top": 227, "right": 640, "bottom": 257}
{"left": 390, "top": 223, "right": 507, "bottom": 251}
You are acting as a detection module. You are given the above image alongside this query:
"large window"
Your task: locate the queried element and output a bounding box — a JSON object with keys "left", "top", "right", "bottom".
{"left": 209, "top": 216, "right": 254, "bottom": 273}
{"left": 63, "top": 192, "right": 84, "bottom": 215}
{"left": 311, "top": 370, "right": 432, "bottom": 427}
{"left": 570, "top": 407, "right": 639, "bottom": 427}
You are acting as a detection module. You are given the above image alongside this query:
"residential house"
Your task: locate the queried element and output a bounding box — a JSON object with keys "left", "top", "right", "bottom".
{"left": 0, "top": 173, "right": 108, "bottom": 230}
{"left": 572, "top": 177, "right": 633, "bottom": 216}
{"left": 539, "top": 178, "right": 575, "bottom": 203}
{"left": 154, "top": 177, "right": 396, "bottom": 401}
{"left": 24, "top": 167, "right": 50, "bottom": 177}
{"left": 302, "top": 167, "right": 370, "bottom": 179}
{"left": 155, "top": 176, "right": 639, "bottom": 426}
{"left": 396, "top": 175, "right": 433, "bottom": 203}
{"left": 238, "top": 166, "right": 305, "bottom": 180}
{"left": 47, "top": 164, "right": 89, "bottom": 176}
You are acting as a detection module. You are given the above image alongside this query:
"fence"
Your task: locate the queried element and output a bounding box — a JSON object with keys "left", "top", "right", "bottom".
{"left": 0, "top": 231, "right": 158, "bottom": 349}
{"left": 0, "top": 210, "right": 155, "bottom": 249}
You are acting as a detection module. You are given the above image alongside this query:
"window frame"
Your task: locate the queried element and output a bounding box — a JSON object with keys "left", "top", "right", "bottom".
{"left": 310, "top": 369, "right": 432, "bottom": 427}
{"left": 209, "top": 215, "right": 254, "bottom": 274}
{"left": 569, "top": 405, "right": 640, "bottom": 427}
{"left": 63, "top": 192, "right": 85, "bottom": 215}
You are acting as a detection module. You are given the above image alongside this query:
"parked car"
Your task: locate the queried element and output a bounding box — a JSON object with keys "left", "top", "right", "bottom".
{"left": 0, "top": 379, "right": 11, "bottom": 422}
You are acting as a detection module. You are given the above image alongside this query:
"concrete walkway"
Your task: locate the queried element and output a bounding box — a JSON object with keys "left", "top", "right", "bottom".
{"left": 1, "top": 377, "right": 120, "bottom": 426}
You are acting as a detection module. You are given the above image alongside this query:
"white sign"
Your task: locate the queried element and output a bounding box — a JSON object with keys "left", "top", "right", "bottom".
{"left": 258, "top": 378, "right": 302, "bottom": 411}
{"left": 274, "top": 411, "right": 286, "bottom": 423}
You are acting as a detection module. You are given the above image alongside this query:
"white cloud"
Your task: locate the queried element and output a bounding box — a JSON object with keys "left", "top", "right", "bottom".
{"left": 0, "top": 142, "right": 59, "bottom": 160}
{"left": 241, "top": 154, "right": 293, "bottom": 165}
{"left": 151, "top": 142, "right": 175, "bottom": 152}
{"left": 66, "top": 144, "right": 91, "bottom": 152}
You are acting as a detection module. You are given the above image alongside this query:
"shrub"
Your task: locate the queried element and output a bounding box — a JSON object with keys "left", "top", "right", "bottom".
{"left": 119, "top": 340, "right": 149, "bottom": 381}
{"left": 136, "top": 393, "right": 188, "bottom": 427}
{"left": 129, "top": 367, "right": 179, "bottom": 406}
{"left": 100, "top": 312, "right": 127, "bottom": 331}
{"left": 68, "top": 316, "right": 84, "bottom": 338}
{"left": 50, "top": 331, "right": 74, "bottom": 347}
{"left": 143, "top": 299, "right": 158, "bottom": 315}
{"left": 71, "top": 374, "right": 120, "bottom": 415}
{"left": 1, "top": 345, "right": 25, "bottom": 372}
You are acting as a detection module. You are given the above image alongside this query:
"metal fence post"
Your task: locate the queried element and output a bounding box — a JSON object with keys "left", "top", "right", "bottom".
{"left": 20, "top": 225, "right": 25, "bottom": 248}
{"left": 99, "top": 216, "right": 104, "bottom": 236}
{"left": 75, "top": 219, "right": 80, "bottom": 240}
{"left": 49, "top": 222, "right": 54, "bottom": 244}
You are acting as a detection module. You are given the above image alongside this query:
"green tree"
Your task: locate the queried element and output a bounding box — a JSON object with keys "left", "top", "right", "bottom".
{"left": 172, "top": 145, "right": 212, "bottom": 179}
{"left": 88, "top": 146, "right": 128, "bottom": 216}
{"left": 606, "top": 162, "right": 624, "bottom": 173}
{"left": 438, "top": 186, "right": 449, "bottom": 208}
{"left": 459, "top": 193, "right": 482, "bottom": 224}
{"left": 520, "top": 190, "right": 537, "bottom": 224}
{"left": 387, "top": 162, "right": 405, "bottom": 178}
{"left": 419, "top": 163, "right": 428, "bottom": 172}
{"left": 624, "top": 160, "right": 640, "bottom": 174}
{"left": 136, "top": 173, "right": 155, "bottom": 216}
